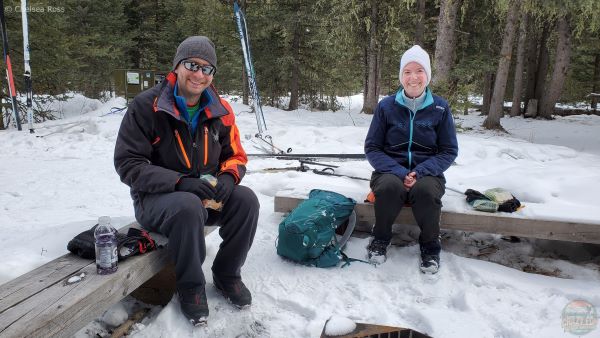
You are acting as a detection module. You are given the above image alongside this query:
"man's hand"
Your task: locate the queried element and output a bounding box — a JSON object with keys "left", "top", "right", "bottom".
{"left": 215, "top": 173, "right": 236, "bottom": 204}
{"left": 403, "top": 172, "right": 417, "bottom": 191}
{"left": 176, "top": 177, "right": 216, "bottom": 200}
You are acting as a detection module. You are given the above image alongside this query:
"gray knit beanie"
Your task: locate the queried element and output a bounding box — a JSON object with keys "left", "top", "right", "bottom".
{"left": 172, "top": 36, "right": 217, "bottom": 71}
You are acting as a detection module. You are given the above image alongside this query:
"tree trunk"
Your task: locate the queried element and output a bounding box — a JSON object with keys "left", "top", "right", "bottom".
{"left": 363, "top": 45, "right": 369, "bottom": 106}
{"left": 591, "top": 54, "right": 600, "bottom": 112}
{"left": 432, "top": 0, "right": 461, "bottom": 88}
{"left": 376, "top": 43, "right": 384, "bottom": 97}
{"left": 534, "top": 24, "right": 551, "bottom": 103}
{"left": 414, "top": 0, "right": 426, "bottom": 46}
{"left": 525, "top": 98, "right": 538, "bottom": 117}
{"left": 483, "top": 0, "right": 521, "bottom": 130}
{"left": 287, "top": 17, "right": 301, "bottom": 111}
{"left": 538, "top": 16, "right": 572, "bottom": 119}
{"left": 510, "top": 12, "right": 528, "bottom": 117}
{"left": 523, "top": 16, "right": 537, "bottom": 114}
{"left": 362, "top": 0, "right": 379, "bottom": 114}
{"left": 481, "top": 72, "right": 495, "bottom": 115}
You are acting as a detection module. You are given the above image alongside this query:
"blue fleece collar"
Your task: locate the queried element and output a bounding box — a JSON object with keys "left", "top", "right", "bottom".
{"left": 173, "top": 85, "right": 212, "bottom": 134}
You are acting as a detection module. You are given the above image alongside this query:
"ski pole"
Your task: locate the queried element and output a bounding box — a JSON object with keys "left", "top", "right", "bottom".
{"left": 21, "top": 0, "right": 34, "bottom": 133}
{"left": 0, "top": 0, "right": 21, "bottom": 130}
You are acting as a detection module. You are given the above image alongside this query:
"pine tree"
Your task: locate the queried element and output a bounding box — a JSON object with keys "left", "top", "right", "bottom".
{"left": 64, "top": 0, "right": 129, "bottom": 99}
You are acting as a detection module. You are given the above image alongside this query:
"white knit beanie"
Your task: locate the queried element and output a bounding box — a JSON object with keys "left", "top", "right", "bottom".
{"left": 399, "top": 45, "right": 431, "bottom": 86}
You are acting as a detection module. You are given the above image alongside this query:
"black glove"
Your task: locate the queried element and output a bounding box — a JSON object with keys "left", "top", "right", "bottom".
{"left": 498, "top": 197, "right": 521, "bottom": 213}
{"left": 176, "top": 177, "right": 216, "bottom": 200}
{"left": 465, "top": 189, "right": 489, "bottom": 204}
{"left": 118, "top": 228, "right": 156, "bottom": 260}
{"left": 67, "top": 225, "right": 97, "bottom": 259}
{"left": 67, "top": 224, "right": 126, "bottom": 259}
{"left": 215, "top": 173, "right": 236, "bottom": 204}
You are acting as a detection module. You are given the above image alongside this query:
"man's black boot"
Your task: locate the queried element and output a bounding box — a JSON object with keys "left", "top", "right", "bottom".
{"left": 213, "top": 274, "right": 252, "bottom": 308}
{"left": 178, "top": 286, "right": 209, "bottom": 326}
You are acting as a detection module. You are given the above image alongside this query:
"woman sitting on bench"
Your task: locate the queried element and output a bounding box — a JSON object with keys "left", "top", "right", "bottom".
{"left": 364, "top": 45, "right": 459, "bottom": 274}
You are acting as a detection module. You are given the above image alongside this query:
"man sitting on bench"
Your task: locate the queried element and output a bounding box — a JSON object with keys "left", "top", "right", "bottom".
{"left": 114, "top": 36, "right": 259, "bottom": 326}
{"left": 364, "top": 45, "right": 458, "bottom": 274}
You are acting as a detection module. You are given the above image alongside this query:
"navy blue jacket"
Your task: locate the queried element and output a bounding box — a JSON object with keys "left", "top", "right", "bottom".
{"left": 364, "top": 88, "right": 458, "bottom": 179}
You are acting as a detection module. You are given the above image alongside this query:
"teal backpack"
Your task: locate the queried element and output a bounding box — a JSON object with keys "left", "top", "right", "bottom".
{"left": 276, "top": 189, "right": 358, "bottom": 268}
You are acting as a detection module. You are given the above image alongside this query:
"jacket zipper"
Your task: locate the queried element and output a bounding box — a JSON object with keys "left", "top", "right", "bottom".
{"left": 408, "top": 110, "right": 416, "bottom": 171}
{"left": 174, "top": 129, "right": 191, "bottom": 169}
{"left": 203, "top": 125, "right": 209, "bottom": 166}
{"left": 188, "top": 125, "right": 199, "bottom": 174}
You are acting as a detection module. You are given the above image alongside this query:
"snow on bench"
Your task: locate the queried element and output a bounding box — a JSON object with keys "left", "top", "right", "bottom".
{"left": 0, "top": 222, "right": 215, "bottom": 338}
{"left": 273, "top": 183, "right": 600, "bottom": 245}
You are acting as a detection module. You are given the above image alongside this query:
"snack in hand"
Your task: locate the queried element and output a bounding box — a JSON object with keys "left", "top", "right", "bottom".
{"left": 200, "top": 174, "right": 223, "bottom": 211}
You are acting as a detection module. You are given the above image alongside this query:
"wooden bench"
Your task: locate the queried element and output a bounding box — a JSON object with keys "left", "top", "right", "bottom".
{"left": 0, "top": 222, "right": 215, "bottom": 338}
{"left": 274, "top": 192, "right": 600, "bottom": 244}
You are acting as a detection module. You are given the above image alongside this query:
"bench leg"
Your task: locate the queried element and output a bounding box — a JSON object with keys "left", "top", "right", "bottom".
{"left": 131, "top": 263, "right": 176, "bottom": 306}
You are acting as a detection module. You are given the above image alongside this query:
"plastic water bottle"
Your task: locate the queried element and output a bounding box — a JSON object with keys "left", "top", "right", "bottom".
{"left": 94, "top": 216, "right": 118, "bottom": 274}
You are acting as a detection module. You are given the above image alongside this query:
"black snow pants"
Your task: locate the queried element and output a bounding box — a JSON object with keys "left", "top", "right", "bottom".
{"left": 134, "top": 185, "right": 259, "bottom": 290}
{"left": 370, "top": 173, "right": 445, "bottom": 246}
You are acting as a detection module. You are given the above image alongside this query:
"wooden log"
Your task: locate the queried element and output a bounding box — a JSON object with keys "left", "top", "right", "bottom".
{"left": 275, "top": 195, "right": 600, "bottom": 244}
{"left": 320, "top": 321, "right": 431, "bottom": 338}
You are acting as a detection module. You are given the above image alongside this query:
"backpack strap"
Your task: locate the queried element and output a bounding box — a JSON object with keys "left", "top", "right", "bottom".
{"left": 340, "top": 251, "right": 373, "bottom": 268}
{"left": 333, "top": 211, "right": 375, "bottom": 267}
{"left": 337, "top": 210, "right": 356, "bottom": 249}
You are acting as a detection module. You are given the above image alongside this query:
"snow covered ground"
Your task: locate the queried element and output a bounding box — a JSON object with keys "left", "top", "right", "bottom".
{"left": 1, "top": 93, "right": 599, "bottom": 337}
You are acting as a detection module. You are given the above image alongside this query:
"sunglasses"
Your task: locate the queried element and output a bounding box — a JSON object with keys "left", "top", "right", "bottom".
{"left": 181, "top": 60, "right": 216, "bottom": 76}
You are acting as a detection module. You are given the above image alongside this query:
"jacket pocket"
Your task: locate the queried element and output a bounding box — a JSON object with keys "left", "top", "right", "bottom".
{"left": 174, "top": 129, "right": 191, "bottom": 169}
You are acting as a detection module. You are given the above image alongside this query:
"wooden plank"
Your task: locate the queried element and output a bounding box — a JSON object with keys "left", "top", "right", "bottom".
{"left": 0, "top": 254, "right": 92, "bottom": 314}
{"left": 0, "top": 222, "right": 142, "bottom": 315}
{"left": 0, "top": 246, "right": 169, "bottom": 337}
{"left": 274, "top": 195, "right": 600, "bottom": 244}
{"left": 0, "top": 223, "right": 216, "bottom": 338}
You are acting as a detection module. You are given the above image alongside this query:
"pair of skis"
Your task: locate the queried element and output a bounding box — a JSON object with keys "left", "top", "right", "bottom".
{"left": 233, "top": 1, "right": 289, "bottom": 155}
{"left": 0, "top": 0, "right": 34, "bottom": 132}
{"left": 254, "top": 164, "right": 369, "bottom": 181}
{"left": 247, "top": 153, "right": 365, "bottom": 160}
{"left": 248, "top": 153, "right": 369, "bottom": 181}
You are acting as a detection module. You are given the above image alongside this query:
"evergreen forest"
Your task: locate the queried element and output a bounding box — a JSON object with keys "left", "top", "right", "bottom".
{"left": 1, "top": 0, "right": 599, "bottom": 130}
